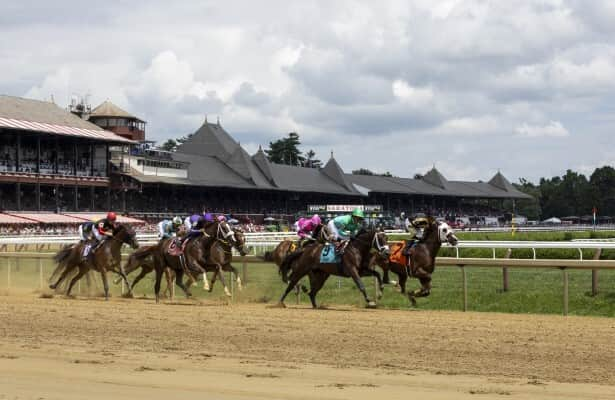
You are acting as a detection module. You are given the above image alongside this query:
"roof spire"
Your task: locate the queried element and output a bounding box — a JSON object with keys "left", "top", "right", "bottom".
{"left": 330, "top": 150, "right": 334, "bottom": 158}
{"left": 217, "top": 116, "right": 221, "bottom": 126}
{"left": 204, "top": 114, "right": 208, "bottom": 123}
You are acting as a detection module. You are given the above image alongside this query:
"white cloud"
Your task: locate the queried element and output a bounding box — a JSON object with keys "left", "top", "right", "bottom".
{"left": 3, "top": 0, "right": 615, "bottom": 182}
{"left": 515, "top": 121, "right": 570, "bottom": 137}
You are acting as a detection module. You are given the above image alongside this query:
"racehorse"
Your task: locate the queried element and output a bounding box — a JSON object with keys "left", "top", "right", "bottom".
{"left": 263, "top": 224, "right": 325, "bottom": 283}
{"left": 49, "top": 224, "right": 139, "bottom": 300}
{"left": 181, "top": 227, "right": 248, "bottom": 296}
{"left": 376, "top": 218, "right": 458, "bottom": 305}
{"left": 151, "top": 220, "right": 239, "bottom": 303}
{"left": 276, "top": 229, "right": 390, "bottom": 308}
{"left": 117, "top": 245, "right": 174, "bottom": 297}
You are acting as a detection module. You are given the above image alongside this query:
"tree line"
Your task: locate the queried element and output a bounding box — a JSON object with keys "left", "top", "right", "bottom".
{"left": 510, "top": 166, "right": 615, "bottom": 220}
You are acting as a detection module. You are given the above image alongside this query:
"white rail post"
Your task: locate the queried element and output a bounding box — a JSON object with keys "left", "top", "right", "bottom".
{"left": 7, "top": 258, "right": 11, "bottom": 291}
{"left": 562, "top": 268, "right": 569, "bottom": 316}
{"left": 39, "top": 258, "right": 43, "bottom": 289}
{"left": 460, "top": 265, "right": 467, "bottom": 312}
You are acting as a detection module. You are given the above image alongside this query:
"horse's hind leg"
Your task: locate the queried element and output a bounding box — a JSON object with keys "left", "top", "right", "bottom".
{"left": 49, "top": 263, "right": 77, "bottom": 290}
{"left": 66, "top": 265, "right": 87, "bottom": 297}
{"left": 130, "top": 267, "right": 150, "bottom": 291}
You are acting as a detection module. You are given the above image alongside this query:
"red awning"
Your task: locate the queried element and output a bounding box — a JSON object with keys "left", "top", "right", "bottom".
{"left": 6, "top": 213, "right": 87, "bottom": 224}
{"left": 0, "top": 213, "right": 33, "bottom": 224}
{"left": 0, "top": 116, "right": 134, "bottom": 144}
{"left": 63, "top": 213, "right": 145, "bottom": 225}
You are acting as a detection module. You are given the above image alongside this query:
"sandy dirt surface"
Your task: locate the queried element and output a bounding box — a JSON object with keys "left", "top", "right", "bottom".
{"left": 2, "top": 294, "right": 615, "bottom": 399}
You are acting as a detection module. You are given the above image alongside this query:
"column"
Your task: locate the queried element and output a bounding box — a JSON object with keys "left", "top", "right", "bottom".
{"left": 36, "top": 182, "right": 40, "bottom": 211}
{"left": 36, "top": 135, "right": 41, "bottom": 173}
{"left": 16, "top": 182, "right": 21, "bottom": 210}
{"left": 73, "top": 143, "right": 78, "bottom": 175}
{"left": 89, "top": 144, "right": 94, "bottom": 176}
{"left": 90, "top": 186, "right": 95, "bottom": 210}
{"left": 16, "top": 135, "right": 20, "bottom": 172}
{"left": 74, "top": 186, "right": 78, "bottom": 211}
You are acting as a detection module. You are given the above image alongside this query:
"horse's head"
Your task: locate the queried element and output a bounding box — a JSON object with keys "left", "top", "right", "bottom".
{"left": 232, "top": 227, "right": 248, "bottom": 256}
{"left": 113, "top": 224, "right": 139, "bottom": 249}
{"left": 356, "top": 228, "right": 389, "bottom": 258}
{"left": 437, "top": 221, "right": 458, "bottom": 246}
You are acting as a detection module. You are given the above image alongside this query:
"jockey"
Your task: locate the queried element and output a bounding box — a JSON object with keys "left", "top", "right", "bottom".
{"left": 83, "top": 212, "right": 117, "bottom": 258}
{"left": 402, "top": 214, "right": 430, "bottom": 257}
{"left": 295, "top": 214, "right": 321, "bottom": 247}
{"left": 326, "top": 208, "right": 365, "bottom": 253}
{"left": 158, "top": 217, "right": 183, "bottom": 240}
{"left": 179, "top": 214, "right": 207, "bottom": 246}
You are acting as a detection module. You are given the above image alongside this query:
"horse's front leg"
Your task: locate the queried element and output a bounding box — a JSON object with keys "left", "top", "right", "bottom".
{"left": 229, "top": 265, "right": 242, "bottom": 291}
{"left": 100, "top": 267, "right": 110, "bottom": 301}
{"left": 347, "top": 267, "right": 375, "bottom": 308}
{"left": 408, "top": 275, "right": 432, "bottom": 306}
{"left": 214, "top": 264, "right": 230, "bottom": 297}
{"left": 116, "top": 263, "right": 132, "bottom": 297}
{"left": 174, "top": 269, "right": 192, "bottom": 298}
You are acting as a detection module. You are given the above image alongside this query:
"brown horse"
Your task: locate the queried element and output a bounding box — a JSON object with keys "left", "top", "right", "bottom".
{"left": 49, "top": 224, "right": 139, "bottom": 300}
{"left": 151, "top": 220, "right": 239, "bottom": 303}
{"left": 277, "top": 229, "right": 390, "bottom": 308}
{"left": 263, "top": 224, "right": 325, "bottom": 283}
{"left": 376, "top": 218, "right": 458, "bottom": 305}
{"left": 117, "top": 245, "right": 174, "bottom": 297}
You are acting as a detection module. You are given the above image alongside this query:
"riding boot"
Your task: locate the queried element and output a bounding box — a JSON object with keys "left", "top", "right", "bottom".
{"left": 402, "top": 240, "right": 415, "bottom": 256}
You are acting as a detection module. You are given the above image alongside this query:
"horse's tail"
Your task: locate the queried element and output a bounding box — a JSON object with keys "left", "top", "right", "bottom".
{"left": 131, "top": 245, "right": 157, "bottom": 261}
{"left": 279, "top": 250, "right": 304, "bottom": 283}
{"left": 53, "top": 244, "right": 74, "bottom": 265}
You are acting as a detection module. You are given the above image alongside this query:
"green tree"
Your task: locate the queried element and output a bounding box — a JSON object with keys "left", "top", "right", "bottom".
{"left": 590, "top": 166, "right": 615, "bottom": 216}
{"left": 265, "top": 132, "right": 305, "bottom": 166}
{"left": 352, "top": 168, "right": 374, "bottom": 175}
{"left": 304, "top": 149, "right": 322, "bottom": 168}
{"left": 159, "top": 139, "right": 177, "bottom": 152}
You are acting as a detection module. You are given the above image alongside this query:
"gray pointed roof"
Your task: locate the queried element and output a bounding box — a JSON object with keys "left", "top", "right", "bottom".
{"left": 176, "top": 121, "right": 239, "bottom": 158}
{"left": 422, "top": 166, "right": 449, "bottom": 189}
{"left": 224, "top": 146, "right": 273, "bottom": 188}
{"left": 321, "top": 155, "right": 355, "bottom": 192}
{"left": 488, "top": 171, "right": 517, "bottom": 192}
{"left": 252, "top": 146, "right": 277, "bottom": 186}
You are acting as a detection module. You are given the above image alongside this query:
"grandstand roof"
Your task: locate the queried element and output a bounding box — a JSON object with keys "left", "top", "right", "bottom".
{"left": 0, "top": 95, "right": 134, "bottom": 143}
{"left": 123, "top": 120, "right": 531, "bottom": 200}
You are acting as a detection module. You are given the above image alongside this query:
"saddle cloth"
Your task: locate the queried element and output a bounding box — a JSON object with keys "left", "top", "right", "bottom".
{"left": 320, "top": 244, "right": 341, "bottom": 264}
{"left": 167, "top": 239, "right": 183, "bottom": 256}
{"left": 388, "top": 242, "right": 408, "bottom": 266}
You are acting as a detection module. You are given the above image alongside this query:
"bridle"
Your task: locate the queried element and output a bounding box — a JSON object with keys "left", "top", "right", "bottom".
{"left": 354, "top": 230, "right": 389, "bottom": 256}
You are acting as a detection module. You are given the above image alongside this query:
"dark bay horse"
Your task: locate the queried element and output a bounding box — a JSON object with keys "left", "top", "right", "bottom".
{"left": 49, "top": 224, "right": 139, "bottom": 300}
{"left": 118, "top": 245, "right": 174, "bottom": 297}
{"left": 277, "top": 229, "right": 390, "bottom": 308}
{"left": 376, "top": 218, "right": 458, "bottom": 305}
{"left": 150, "top": 220, "right": 239, "bottom": 303}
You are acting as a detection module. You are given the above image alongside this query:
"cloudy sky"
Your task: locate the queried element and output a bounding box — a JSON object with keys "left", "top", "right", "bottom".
{"left": 2, "top": 0, "right": 614, "bottom": 183}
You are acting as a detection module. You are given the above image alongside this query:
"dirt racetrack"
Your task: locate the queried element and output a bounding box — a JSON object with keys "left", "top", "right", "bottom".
{"left": 2, "top": 293, "right": 615, "bottom": 399}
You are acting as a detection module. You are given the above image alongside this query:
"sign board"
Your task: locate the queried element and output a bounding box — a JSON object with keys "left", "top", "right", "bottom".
{"left": 307, "top": 205, "right": 383, "bottom": 213}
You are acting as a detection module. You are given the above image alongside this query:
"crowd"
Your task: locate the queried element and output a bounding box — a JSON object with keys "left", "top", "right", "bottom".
{"left": 0, "top": 223, "right": 80, "bottom": 236}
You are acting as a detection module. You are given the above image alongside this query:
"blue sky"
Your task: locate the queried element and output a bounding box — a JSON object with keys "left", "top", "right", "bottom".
{"left": 2, "top": 0, "right": 615, "bottom": 182}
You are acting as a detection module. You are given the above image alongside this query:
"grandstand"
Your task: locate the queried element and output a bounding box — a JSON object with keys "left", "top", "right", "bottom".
{"left": 0, "top": 95, "right": 530, "bottom": 224}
